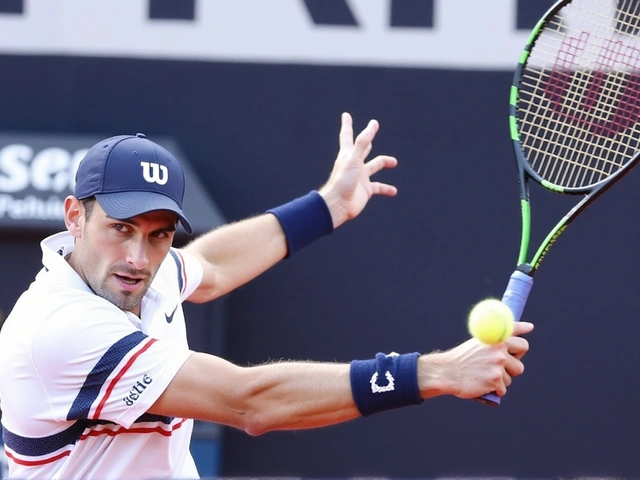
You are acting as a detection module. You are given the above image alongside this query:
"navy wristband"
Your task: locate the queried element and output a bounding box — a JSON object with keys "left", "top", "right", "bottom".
{"left": 350, "top": 352, "right": 423, "bottom": 416}
{"left": 266, "top": 190, "right": 334, "bottom": 258}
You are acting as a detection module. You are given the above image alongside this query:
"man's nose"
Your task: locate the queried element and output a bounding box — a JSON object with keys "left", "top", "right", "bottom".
{"left": 126, "top": 240, "right": 150, "bottom": 270}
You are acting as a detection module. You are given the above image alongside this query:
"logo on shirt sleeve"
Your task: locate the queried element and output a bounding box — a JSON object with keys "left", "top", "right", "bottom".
{"left": 123, "top": 374, "right": 153, "bottom": 406}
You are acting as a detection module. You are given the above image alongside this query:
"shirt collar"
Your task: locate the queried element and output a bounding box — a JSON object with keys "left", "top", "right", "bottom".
{"left": 40, "top": 231, "right": 93, "bottom": 293}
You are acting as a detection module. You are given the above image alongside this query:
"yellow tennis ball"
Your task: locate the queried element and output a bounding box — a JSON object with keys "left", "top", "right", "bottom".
{"left": 467, "top": 298, "right": 514, "bottom": 345}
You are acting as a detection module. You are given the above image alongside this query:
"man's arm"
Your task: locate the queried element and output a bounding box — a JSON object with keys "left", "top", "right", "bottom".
{"left": 182, "top": 112, "right": 397, "bottom": 303}
{"left": 148, "top": 322, "right": 533, "bottom": 434}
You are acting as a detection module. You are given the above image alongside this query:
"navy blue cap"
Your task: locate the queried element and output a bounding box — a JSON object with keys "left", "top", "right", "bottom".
{"left": 74, "top": 133, "right": 193, "bottom": 234}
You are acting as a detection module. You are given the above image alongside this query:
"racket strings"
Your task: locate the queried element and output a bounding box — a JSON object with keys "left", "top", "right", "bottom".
{"left": 517, "top": 0, "right": 640, "bottom": 189}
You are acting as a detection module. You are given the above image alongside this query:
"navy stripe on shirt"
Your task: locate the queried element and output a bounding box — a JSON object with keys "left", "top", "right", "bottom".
{"left": 67, "top": 331, "right": 148, "bottom": 421}
{"left": 2, "top": 421, "right": 90, "bottom": 456}
{"left": 2, "top": 416, "right": 175, "bottom": 457}
{"left": 169, "top": 249, "right": 184, "bottom": 293}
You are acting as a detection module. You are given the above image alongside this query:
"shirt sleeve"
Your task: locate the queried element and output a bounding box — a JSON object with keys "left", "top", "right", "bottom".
{"left": 31, "top": 300, "right": 194, "bottom": 429}
{"left": 167, "top": 248, "right": 204, "bottom": 301}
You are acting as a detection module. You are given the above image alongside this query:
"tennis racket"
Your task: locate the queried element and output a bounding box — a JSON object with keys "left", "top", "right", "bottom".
{"left": 478, "top": 0, "right": 640, "bottom": 406}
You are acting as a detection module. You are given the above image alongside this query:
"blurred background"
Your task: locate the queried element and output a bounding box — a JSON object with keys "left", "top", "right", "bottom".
{"left": 1, "top": 1, "right": 640, "bottom": 478}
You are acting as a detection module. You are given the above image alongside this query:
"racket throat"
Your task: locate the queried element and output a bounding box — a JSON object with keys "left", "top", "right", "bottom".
{"left": 516, "top": 263, "right": 535, "bottom": 276}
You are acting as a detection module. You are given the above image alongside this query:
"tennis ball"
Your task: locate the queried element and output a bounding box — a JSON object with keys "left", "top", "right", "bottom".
{"left": 467, "top": 298, "right": 514, "bottom": 345}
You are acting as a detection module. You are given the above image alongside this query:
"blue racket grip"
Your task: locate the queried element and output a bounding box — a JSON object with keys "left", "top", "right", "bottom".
{"left": 475, "top": 270, "right": 533, "bottom": 406}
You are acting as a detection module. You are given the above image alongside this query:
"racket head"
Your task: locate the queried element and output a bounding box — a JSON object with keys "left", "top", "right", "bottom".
{"left": 510, "top": 0, "right": 640, "bottom": 196}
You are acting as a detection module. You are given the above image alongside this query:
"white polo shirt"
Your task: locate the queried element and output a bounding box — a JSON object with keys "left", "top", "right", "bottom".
{"left": 0, "top": 231, "right": 204, "bottom": 480}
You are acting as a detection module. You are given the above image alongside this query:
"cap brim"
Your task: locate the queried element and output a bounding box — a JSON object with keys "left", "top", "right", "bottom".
{"left": 95, "top": 192, "right": 193, "bottom": 234}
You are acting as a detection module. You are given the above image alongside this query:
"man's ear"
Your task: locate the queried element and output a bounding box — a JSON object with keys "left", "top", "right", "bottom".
{"left": 64, "top": 196, "right": 84, "bottom": 238}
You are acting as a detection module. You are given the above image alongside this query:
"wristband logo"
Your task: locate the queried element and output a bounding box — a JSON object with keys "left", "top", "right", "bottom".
{"left": 370, "top": 371, "right": 395, "bottom": 393}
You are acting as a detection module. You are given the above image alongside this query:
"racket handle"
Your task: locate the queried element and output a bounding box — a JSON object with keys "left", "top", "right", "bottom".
{"left": 475, "top": 270, "right": 533, "bottom": 406}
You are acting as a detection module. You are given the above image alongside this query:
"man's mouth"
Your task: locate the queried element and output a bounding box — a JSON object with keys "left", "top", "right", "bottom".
{"left": 114, "top": 274, "right": 144, "bottom": 286}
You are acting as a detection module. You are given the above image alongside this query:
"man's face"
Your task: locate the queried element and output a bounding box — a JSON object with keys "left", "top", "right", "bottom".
{"left": 70, "top": 201, "right": 177, "bottom": 314}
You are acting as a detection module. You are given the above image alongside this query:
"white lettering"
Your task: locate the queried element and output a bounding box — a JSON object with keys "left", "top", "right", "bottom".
{"left": 0, "top": 195, "right": 65, "bottom": 220}
{"left": 0, "top": 145, "right": 89, "bottom": 194}
{"left": 140, "top": 161, "right": 169, "bottom": 185}
{"left": 0, "top": 145, "right": 32, "bottom": 193}
{"left": 31, "top": 148, "right": 71, "bottom": 192}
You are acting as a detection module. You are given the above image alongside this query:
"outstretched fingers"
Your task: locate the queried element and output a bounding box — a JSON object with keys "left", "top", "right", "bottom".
{"left": 352, "top": 119, "right": 379, "bottom": 160}
{"left": 338, "top": 112, "right": 355, "bottom": 150}
{"left": 366, "top": 155, "right": 398, "bottom": 196}
{"left": 367, "top": 155, "right": 398, "bottom": 176}
{"left": 321, "top": 112, "right": 398, "bottom": 226}
{"left": 370, "top": 182, "right": 398, "bottom": 197}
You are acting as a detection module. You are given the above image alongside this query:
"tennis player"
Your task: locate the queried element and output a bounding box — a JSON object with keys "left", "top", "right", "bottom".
{"left": 0, "top": 113, "right": 533, "bottom": 480}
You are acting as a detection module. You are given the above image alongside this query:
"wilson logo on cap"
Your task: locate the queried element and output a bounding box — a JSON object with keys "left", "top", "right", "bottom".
{"left": 140, "top": 161, "right": 169, "bottom": 185}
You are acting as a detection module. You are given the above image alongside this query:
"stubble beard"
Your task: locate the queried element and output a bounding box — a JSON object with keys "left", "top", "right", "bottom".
{"left": 92, "top": 278, "right": 148, "bottom": 312}
{"left": 82, "top": 262, "right": 153, "bottom": 313}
